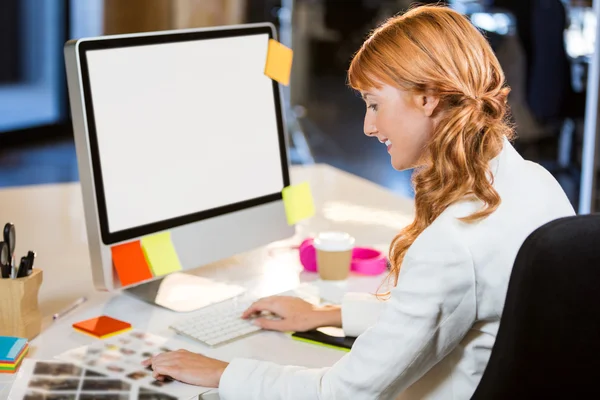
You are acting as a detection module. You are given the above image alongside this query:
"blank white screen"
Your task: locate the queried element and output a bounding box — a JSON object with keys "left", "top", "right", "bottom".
{"left": 85, "top": 33, "right": 285, "bottom": 233}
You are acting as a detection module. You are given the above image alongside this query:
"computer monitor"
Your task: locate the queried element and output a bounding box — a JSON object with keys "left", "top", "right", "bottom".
{"left": 63, "top": 23, "right": 295, "bottom": 309}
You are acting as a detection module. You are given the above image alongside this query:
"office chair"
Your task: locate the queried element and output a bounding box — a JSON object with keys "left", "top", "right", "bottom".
{"left": 470, "top": 214, "right": 600, "bottom": 399}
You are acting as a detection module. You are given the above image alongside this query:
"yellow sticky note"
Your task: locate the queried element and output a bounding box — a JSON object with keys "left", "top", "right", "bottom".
{"left": 264, "top": 39, "right": 293, "bottom": 86}
{"left": 282, "top": 182, "right": 315, "bottom": 225}
{"left": 141, "top": 231, "right": 182, "bottom": 276}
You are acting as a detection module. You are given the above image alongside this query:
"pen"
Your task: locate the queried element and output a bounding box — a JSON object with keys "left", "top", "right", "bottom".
{"left": 16, "top": 257, "right": 30, "bottom": 278}
{"left": 53, "top": 297, "right": 88, "bottom": 320}
{"left": 26, "top": 251, "right": 35, "bottom": 274}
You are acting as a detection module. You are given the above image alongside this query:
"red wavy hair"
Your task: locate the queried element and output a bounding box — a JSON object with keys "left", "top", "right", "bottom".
{"left": 348, "top": 5, "right": 515, "bottom": 290}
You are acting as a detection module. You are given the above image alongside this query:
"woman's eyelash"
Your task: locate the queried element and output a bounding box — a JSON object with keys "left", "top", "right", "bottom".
{"left": 368, "top": 104, "right": 378, "bottom": 111}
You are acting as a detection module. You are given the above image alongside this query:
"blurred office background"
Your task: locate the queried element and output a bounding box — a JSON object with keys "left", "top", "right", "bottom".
{"left": 0, "top": 0, "right": 598, "bottom": 211}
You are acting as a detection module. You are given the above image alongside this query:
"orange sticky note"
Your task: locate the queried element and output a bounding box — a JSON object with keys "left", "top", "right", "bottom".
{"left": 73, "top": 316, "right": 132, "bottom": 339}
{"left": 264, "top": 38, "right": 293, "bottom": 86}
{"left": 282, "top": 181, "right": 315, "bottom": 225}
{"left": 111, "top": 241, "right": 154, "bottom": 286}
{"left": 141, "top": 231, "right": 182, "bottom": 276}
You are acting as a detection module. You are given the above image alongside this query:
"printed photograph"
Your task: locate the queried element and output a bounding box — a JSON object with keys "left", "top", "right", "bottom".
{"left": 130, "top": 332, "right": 148, "bottom": 340}
{"left": 138, "top": 388, "right": 178, "bottom": 400}
{"left": 98, "top": 353, "right": 121, "bottom": 363}
{"left": 119, "top": 348, "right": 136, "bottom": 356}
{"left": 123, "top": 358, "right": 146, "bottom": 368}
{"left": 128, "top": 332, "right": 164, "bottom": 347}
{"left": 33, "top": 362, "right": 83, "bottom": 377}
{"left": 24, "top": 392, "right": 77, "bottom": 400}
{"left": 85, "top": 369, "right": 108, "bottom": 378}
{"left": 78, "top": 394, "right": 129, "bottom": 400}
{"left": 117, "top": 337, "right": 132, "bottom": 345}
{"left": 149, "top": 379, "right": 173, "bottom": 388}
{"left": 106, "top": 365, "right": 126, "bottom": 373}
{"left": 126, "top": 370, "right": 149, "bottom": 380}
{"left": 28, "top": 377, "right": 80, "bottom": 391}
{"left": 81, "top": 379, "right": 131, "bottom": 392}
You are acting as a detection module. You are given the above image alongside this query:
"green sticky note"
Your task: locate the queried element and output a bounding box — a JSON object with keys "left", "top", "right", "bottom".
{"left": 282, "top": 181, "right": 315, "bottom": 225}
{"left": 141, "top": 231, "right": 182, "bottom": 276}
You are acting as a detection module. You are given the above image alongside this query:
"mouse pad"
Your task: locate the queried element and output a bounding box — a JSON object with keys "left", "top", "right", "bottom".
{"left": 291, "top": 329, "right": 356, "bottom": 350}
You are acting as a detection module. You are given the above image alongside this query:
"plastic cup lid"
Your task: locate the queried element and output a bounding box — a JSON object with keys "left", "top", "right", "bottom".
{"left": 313, "top": 231, "right": 355, "bottom": 251}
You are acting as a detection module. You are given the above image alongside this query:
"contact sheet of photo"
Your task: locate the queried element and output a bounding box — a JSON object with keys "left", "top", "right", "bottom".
{"left": 8, "top": 359, "right": 183, "bottom": 400}
{"left": 53, "top": 330, "right": 210, "bottom": 399}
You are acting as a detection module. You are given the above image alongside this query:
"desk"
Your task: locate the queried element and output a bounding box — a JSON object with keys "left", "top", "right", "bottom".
{"left": 0, "top": 163, "right": 414, "bottom": 399}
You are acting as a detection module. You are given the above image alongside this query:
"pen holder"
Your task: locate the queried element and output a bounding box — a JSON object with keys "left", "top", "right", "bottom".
{"left": 0, "top": 269, "right": 43, "bottom": 340}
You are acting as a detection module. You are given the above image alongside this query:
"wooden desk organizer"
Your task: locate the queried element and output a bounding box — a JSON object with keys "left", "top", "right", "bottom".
{"left": 0, "top": 269, "right": 43, "bottom": 340}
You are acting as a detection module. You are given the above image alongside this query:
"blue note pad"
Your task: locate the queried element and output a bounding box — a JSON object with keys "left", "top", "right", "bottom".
{"left": 0, "top": 336, "right": 27, "bottom": 362}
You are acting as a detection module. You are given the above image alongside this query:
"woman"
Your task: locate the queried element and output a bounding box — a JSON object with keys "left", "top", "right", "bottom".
{"left": 142, "top": 5, "right": 575, "bottom": 399}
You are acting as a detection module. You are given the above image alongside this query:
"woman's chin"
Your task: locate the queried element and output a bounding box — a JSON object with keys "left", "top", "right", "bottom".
{"left": 391, "top": 154, "right": 421, "bottom": 171}
{"left": 391, "top": 160, "right": 409, "bottom": 171}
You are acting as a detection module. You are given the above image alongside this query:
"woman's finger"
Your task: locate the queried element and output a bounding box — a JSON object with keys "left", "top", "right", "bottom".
{"left": 152, "top": 370, "right": 164, "bottom": 380}
{"left": 152, "top": 349, "right": 182, "bottom": 362}
{"left": 241, "top": 298, "right": 275, "bottom": 318}
{"left": 151, "top": 361, "right": 180, "bottom": 382}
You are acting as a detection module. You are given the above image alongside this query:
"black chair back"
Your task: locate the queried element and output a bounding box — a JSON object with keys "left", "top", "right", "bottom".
{"left": 471, "top": 215, "right": 600, "bottom": 399}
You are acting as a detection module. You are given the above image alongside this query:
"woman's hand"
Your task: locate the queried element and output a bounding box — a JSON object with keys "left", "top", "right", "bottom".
{"left": 241, "top": 295, "right": 342, "bottom": 332}
{"left": 141, "top": 349, "right": 228, "bottom": 388}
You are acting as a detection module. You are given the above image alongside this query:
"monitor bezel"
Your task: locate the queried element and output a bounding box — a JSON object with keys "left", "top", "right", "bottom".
{"left": 77, "top": 25, "right": 290, "bottom": 245}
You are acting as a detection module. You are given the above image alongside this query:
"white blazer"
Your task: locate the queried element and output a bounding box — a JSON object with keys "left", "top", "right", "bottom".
{"left": 219, "top": 137, "right": 575, "bottom": 399}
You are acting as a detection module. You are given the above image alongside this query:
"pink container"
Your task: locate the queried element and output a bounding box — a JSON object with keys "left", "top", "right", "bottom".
{"left": 298, "top": 238, "right": 387, "bottom": 276}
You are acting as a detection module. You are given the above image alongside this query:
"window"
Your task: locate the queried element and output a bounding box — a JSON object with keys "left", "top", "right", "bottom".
{"left": 0, "top": 0, "right": 69, "bottom": 133}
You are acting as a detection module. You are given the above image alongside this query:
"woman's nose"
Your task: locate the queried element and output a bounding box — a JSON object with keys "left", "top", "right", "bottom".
{"left": 364, "top": 116, "right": 377, "bottom": 137}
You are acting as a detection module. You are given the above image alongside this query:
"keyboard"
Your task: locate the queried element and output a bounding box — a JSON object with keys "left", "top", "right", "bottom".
{"left": 169, "top": 296, "right": 262, "bottom": 347}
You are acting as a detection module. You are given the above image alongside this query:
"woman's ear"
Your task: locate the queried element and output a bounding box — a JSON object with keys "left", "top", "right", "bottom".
{"left": 415, "top": 94, "right": 440, "bottom": 117}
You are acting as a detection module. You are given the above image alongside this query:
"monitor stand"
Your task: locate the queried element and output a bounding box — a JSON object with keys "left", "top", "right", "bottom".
{"left": 122, "top": 272, "right": 247, "bottom": 312}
